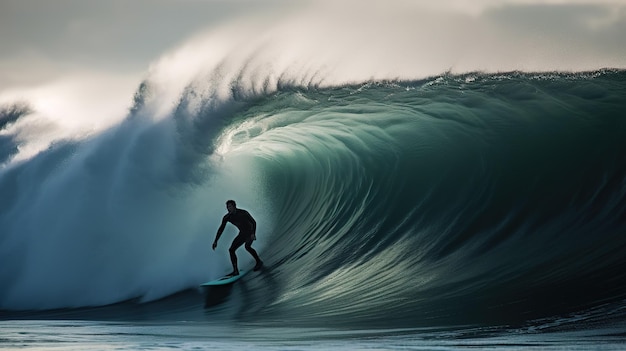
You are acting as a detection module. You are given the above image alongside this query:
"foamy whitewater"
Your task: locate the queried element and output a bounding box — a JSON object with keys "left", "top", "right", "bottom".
{"left": 2, "top": 2, "right": 626, "bottom": 350}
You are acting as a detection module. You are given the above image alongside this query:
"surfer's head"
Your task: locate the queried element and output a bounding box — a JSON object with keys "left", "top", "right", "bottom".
{"left": 226, "top": 200, "right": 237, "bottom": 213}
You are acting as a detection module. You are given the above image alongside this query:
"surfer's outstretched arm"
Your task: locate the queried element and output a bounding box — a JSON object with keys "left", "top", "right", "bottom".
{"left": 212, "top": 216, "right": 228, "bottom": 250}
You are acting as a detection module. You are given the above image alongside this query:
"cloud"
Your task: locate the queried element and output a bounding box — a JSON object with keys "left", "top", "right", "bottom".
{"left": 477, "top": 3, "right": 626, "bottom": 70}
{"left": 0, "top": 0, "right": 288, "bottom": 89}
{"left": 2, "top": 0, "right": 625, "bottom": 90}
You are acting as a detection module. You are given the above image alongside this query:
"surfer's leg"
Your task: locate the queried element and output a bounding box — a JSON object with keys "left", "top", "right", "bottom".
{"left": 228, "top": 235, "right": 245, "bottom": 275}
{"left": 245, "top": 238, "right": 263, "bottom": 271}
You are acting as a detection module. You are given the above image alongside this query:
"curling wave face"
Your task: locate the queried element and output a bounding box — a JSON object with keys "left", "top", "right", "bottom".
{"left": 211, "top": 71, "right": 626, "bottom": 327}
{"left": 2, "top": 71, "right": 626, "bottom": 329}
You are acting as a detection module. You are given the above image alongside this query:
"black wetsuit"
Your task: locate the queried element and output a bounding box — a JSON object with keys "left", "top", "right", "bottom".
{"left": 217, "top": 208, "right": 262, "bottom": 272}
{"left": 219, "top": 209, "right": 256, "bottom": 237}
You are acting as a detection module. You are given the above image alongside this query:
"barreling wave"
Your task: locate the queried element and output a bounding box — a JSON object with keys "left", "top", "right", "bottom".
{"left": 2, "top": 69, "right": 626, "bottom": 329}
{"left": 217, "top": 70, "right": 626, "bottom": 327}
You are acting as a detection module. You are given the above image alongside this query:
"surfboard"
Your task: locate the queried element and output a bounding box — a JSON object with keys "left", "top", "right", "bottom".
{"left": 200, "top": 270, "right": 248, "bottom": 287}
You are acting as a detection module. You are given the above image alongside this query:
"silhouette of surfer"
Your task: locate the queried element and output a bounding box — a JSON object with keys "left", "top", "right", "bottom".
{"left": 212, "top": 200, "right": 263, "bottom": 276}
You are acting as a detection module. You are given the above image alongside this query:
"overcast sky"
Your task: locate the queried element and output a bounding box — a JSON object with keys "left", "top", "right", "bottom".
{"left": 2, "top": 0, "right": 625, "bottom": 87}
{"left": 0, "top": 0, "right": 291, "bottom": 87}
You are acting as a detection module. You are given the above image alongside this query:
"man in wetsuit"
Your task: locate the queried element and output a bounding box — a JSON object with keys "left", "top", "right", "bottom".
{"left": 212, "top": 200, "right": 263, "bottom": 276}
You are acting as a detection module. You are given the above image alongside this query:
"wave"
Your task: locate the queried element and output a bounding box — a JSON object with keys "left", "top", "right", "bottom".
{"left": 223, "top": 71, "right": 626, "bottom": 327}
{"left": 2, "top": 67, "right": 626, "bottom": 329}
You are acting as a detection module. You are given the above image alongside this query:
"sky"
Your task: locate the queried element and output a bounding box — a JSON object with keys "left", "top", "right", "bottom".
{"left": 2, "top": 0, "right": 625, "bottom": 87}
{"left": 0, "top": 0, "right": 291, "bottom": 87}
{"left": 1, "top": 0, "right": 625, "bottom": 157}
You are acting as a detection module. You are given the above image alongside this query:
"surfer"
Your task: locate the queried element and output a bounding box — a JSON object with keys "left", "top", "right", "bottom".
{"left": 212, "top": 200, "right": 263, "bottom": 276}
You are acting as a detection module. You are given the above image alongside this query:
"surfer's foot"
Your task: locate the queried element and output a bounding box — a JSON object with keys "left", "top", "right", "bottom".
{"left": 226, "top": 271, "right": 239, "bottom": 277}
{"left": 253, "top": 260, "right": 264, "bottom": 271}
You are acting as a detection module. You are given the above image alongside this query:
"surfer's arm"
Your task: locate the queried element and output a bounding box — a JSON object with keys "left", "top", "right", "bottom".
{"left": 213, "top": 216, "right": 228, "bottom": 250}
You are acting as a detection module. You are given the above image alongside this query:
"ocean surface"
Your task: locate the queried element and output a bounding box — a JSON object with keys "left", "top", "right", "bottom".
{"left": 2, "top": 69, "right": 626, "bottom": 349}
